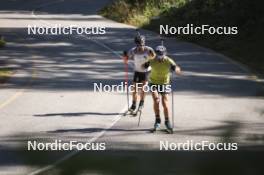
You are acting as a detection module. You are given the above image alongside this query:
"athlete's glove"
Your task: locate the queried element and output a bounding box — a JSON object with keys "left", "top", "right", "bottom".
{"left": 123, "top": 50, "right": 128, "bottom": 64}
{"left": 123, "top": 50, "right": 128, "bottom": 57}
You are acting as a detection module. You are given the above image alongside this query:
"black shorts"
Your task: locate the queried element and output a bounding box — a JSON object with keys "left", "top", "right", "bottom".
{"left": 133, "top": 71, "right": 148, "bottom": 83}
{"left": 149, "top": 83, "right": 171, "bottom": 94}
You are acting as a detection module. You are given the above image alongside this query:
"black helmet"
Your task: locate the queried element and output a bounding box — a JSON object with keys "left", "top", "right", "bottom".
{"left": 134, "top": 35, "right": 145, "bottom": 46}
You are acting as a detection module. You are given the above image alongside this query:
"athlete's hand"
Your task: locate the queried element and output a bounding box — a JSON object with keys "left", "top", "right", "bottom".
{"left": 123, "top": 50, "right": 128, "bottom": 57}
{"left": 175, "top": 66, "right": 181, "bottom": 75}
{"left": 123, "top": 51, "right": 128, "bottom": 64}
{"left": 149, "top": 49, "right": 155, "bottom": 58}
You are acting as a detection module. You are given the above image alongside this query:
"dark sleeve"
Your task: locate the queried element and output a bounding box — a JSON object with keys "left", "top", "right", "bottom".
{"left": 144, "top": 61, "right": 150, "bottom": 69}
{"left": 170, "top": 64, "right": 176, "bottom": 71}
{"left": 169, "top": 57, "right": 176, "bottom": 71}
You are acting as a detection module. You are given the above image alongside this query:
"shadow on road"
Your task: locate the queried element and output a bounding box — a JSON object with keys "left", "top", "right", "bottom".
{"left": 48, "top": 128, "right": 150, "bottom": 134}
{"left": 46, "top": 120, "right": 264, "bottom": 144}
{"left": 34, "top": 112, "right": 121, "bottom": 117}
{"left": 0, "top": 119, "right": 263, "bottom": 174}
{"left": 1, "top": 27, "right": 263, "bottom": 98}
{"left": 44, "top": 150, "right": 264, "bottom": 175}
{"left": 0, "top": 144, "right": 264, "bottom": 175}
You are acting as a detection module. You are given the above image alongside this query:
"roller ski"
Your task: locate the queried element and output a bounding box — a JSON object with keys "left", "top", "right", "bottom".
{"left": 123, "top": 104, "right": 137, "bottom": 116}
{"left": 136, "top": 104, "right": 144, "bottom": 126}
{"left": 123, "top": 108, "right": 137, "bottom": 116}
{"left": 150, "top": 120, "right": 161, "bottom": 133}
{"left": 164, "top": 120, "right": 173, "bottom": 134}
{"left": 133, "top": 101, "right": 144, "bottom": 117}
{"left": 150, "top": 119, "right": 173, "bottom": 134}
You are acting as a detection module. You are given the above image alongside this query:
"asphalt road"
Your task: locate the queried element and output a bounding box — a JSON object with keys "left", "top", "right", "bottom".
{"left": 0, "top": 0, "right": 264, "bottom": 175}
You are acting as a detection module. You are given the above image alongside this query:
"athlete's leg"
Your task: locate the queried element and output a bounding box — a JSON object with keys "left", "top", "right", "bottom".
{"left": 139, "top": 80, "right": 147, "bottom": 106}
{"left": 162, "top": 93, "right": 173, "bottom": 131}
{"left": 138, "top": 72, "right": 147, "bottom": 106}
{"left": 152, "top": 91, "right": 160, "bottom": 117}
{"left": 152, "top": 90, "right": 161, "bottom": 129}
{"left": 161, "top": 93, "right": 169, "bottom": 121}
{"left": 131, "top": 72, "right": 139, "bottom": 109}
{"left": 132, "top": 82, "right": 138, "bottom": 102}
{"left": 129, "top": 81, "right": 138, "bottom": 111}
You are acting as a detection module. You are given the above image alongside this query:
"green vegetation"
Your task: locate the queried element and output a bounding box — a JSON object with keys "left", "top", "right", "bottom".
{"left": 0, "top": 38, "right": 6, "bottom": 47}
{"left": 100, "top": 0, "right": 187, "bottom": 27}
{"left": 0, "top": 68, "right": 12, "bottom": 83}
{"left": 100, "top": 0, "right": 264, "bottom": 74}
{"left": 0, "top": 35, "right": 9, "bottom": 83}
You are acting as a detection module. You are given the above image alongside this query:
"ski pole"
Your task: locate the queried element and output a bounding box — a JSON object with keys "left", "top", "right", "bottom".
{"left": 171, "top": 72, "right": 175, "bottom": 129}
{"left": 160, "top": 37, "right": 175, "bottom": 129}
{"left": 123, "top": 51, "right": 129, "bottom": 111}
{"left": 138, "top": 111, "right": 142, "bottom": 127}
{"left": 136, "top": 28, "right": 142, "bottom": 126}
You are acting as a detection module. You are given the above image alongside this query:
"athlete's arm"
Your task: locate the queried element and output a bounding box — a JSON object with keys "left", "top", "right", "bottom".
{"left": 147, "top": 47, "right": 156, "bottom": 58}
{"left": 123, "top": 48, "right": 135, "bottom": 63}
{"left": 172, "top": 64, "right": 181, "bottom": 75}
{"left": 142, "top": 61, "right": 150, "bottom": 69}
{"left": 169, "top": 58, "right": 181, "bottom": 75}
{"left": 123, "top": 47, "right": 135, "bottom": 59}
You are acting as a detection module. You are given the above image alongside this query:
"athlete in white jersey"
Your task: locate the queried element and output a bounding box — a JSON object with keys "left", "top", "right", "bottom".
{"left": 124, "top": 34, "right": 155, "bottom": 114}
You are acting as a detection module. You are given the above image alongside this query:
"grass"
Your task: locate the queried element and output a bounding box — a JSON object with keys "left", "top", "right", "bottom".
{"left": 0, "top": 36, "right": 10, "bottom": 83}
{"left": 100, "top": 0, "right": 264, "bottom": 75}
{"left": 0, "top": 68, "right": 12, "bottom": 83}
{"left": 0, "top": 39, "right": 6, "bottom": 47}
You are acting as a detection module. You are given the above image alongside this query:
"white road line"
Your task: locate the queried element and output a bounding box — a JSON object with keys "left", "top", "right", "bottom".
{"left": 183, "top": 71, "right": 259, "bottom": 81}
{"left": 0, "top": 45, "right": 38, "bottom": 110}
{"left": 80, "top": 35, "right": 134, "bottom": 68}
{"left": 28, "top": 106, "right": 126, "bottom": 175}
{"left": 27, "top": 1, "right": 130, "bottom": 174}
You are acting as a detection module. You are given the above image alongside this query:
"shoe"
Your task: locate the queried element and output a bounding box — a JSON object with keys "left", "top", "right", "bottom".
{"left": 137, "top": 100, "right": 144, "bottom": 111}
{"left": 128, "top": 104, "right": 136, "bottom": 113}
{"left": 137, "top": 104, "right": 143, "bottom": 111}
{"left": 165, "top": 120, "right": 173, "bottom": 133}
{"left": 153, "top": 121, "right": 161, "bottom": 131}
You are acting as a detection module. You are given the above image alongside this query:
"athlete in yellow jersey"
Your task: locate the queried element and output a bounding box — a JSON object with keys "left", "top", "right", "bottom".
{"left": 143, "top": 45, "right": 181, "bottom": 132}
